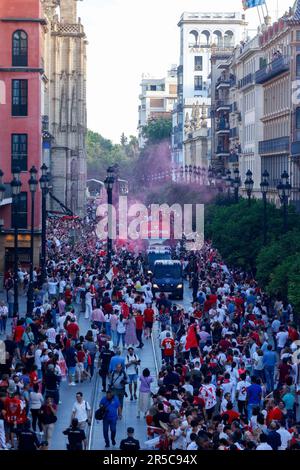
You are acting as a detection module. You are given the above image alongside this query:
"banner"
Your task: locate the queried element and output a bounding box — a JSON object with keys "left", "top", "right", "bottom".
{"left": 242, "top": 0, "right": 266, "bottom": 9}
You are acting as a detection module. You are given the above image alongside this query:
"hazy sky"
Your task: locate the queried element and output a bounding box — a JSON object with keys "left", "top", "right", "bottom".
{"left": 78, "top": 0, "right": 293, "bottom": 143}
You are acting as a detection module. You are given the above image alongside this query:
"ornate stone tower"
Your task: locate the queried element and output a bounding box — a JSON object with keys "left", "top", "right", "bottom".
{"left": 42, "top": 0, "right": 87, "bottom": 216}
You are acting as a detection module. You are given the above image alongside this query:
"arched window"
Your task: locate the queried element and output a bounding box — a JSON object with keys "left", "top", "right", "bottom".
{"left": 189, "top": 30, "right": 199, "bottom": 47}
{"left": 212, "top": 30, "right": 222, "bottom": 47}
{"left": 12, "top": 30, "right": 28, "bottom": 66}
{"left": 200, "top": 30, "right": 210, "bottom": 46}
{"left": 224, "top": 30, "right": 234, "bottom": 47}
{"left": 296, "top": 54, "right": 300, "bottom": 77}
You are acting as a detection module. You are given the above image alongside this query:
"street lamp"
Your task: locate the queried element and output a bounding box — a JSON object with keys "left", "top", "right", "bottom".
{"left": 216, "top": 172, "right": 223, "bottom": 193}
{"left": 233, "top": 168, "right": 241, "bottom": 203}
{"left": 260, "top": 170, "right": 269, "bottom": 245}
{"left": 208, "top": 166, "right": 213, "bottom": 186}
{"left": 39, "top": 163, "right": 49, "bottom": 285}
{"left": 27, "top": 166, "right": 38, "bottom": 314}
{"left": 244, "top": 169, "right": 254, "bottom": 206}
{"left": 225, "top": 169, "right": 232, "bottom": 199}
{"left": 202, "top": 167, "right": 206, "bottom": 185}
{"left": 104, "top": 167, "right": 115, "bottom": 272}
{"left": 10, "top": 167, "right": 22, "bottom": 316}
{"left": 277, "top": 170, "right": 292, "bottom": 232}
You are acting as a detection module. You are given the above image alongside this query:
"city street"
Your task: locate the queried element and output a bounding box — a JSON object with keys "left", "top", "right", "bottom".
{"left": 1, "top": 0, "right": 300, "bottom": 457}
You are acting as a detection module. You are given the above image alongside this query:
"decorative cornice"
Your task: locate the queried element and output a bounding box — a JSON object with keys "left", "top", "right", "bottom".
{"left": 0, "top": 67, "right": 44, "bottom": 74}
{"left": 0, "top": 18, "right": 47, "bottom": 25}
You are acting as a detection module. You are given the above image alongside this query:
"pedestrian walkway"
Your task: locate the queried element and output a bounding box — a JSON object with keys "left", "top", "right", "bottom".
{"left": 89, "top": 335, "right": 157, "bottom": 450}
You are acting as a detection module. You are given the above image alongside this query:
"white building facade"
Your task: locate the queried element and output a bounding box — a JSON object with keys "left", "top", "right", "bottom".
{"left": 172, "top": 11, "right": 248, "bottom": 166}
{"left": 138, "top": 66, "right": 177, "bottom": 148}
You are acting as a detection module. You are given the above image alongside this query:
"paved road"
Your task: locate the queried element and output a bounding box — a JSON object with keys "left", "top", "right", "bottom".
{"left": 89, "top": 281, "right": 193, "bottom": 450}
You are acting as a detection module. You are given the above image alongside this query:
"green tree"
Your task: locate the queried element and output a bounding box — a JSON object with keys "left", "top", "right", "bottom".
{"left": 142, "top": 117, "right": 172, "bottom": 144}
{"left": 86, "top": 129, "right": 138, "bottom": 181}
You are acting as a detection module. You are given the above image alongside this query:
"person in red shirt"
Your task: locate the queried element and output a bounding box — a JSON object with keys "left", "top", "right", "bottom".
{"left": 161, "top": 333, "right": 175, "bottom": 365}
{"left": 144, "top": 304, "right": 155, "bottom": 339}
{"left": 14, "top": 320, "right": 25, "bottom": 359}
{"left": 4, "top": 393, "right": 27, "bottom": 449}
{"left": 135, "top": 310, "right": 144, "bottom": 349}
{"left": 266, "top": 403, "right": 284, "bottom": 425}
{"left": 66, "top": 318, "right": 79, "bottom": 340}
{"left": 221, "top": 402, "right": 240, "bottom": 424}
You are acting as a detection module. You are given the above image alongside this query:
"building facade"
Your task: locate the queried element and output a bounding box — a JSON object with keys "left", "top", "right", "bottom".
{"left": 256, "top": 7, "right": 300, "bottom": 208}
{"left": 209, "top": 1, "right": 300, "bottom": 209}
{"left": 0, "top": 0, "right": 44, "bottom": 275}
{"left": 172, "top": 11, "right": 247, "bottom": 166}
{"left": 138, "top": 66, "right": 177, "bottom": 148}
{"left": 42, "top": 0, "right": 87, "bottom": 216}
{"left": 183, "top": 102, "right": 208, "bottom": 168}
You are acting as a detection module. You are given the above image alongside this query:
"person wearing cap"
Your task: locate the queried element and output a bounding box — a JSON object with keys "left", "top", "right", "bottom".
{"left": 63, "top": 418, "right": 87, "bottom": 450}
{"left": 16, "top": 419, "right": 41, "bottom": 451}
{"left": 125, "top": 347, "right": 140, "bottom": 401}
{"left": 119, "top": 427, "right": 140, "bottom": 450}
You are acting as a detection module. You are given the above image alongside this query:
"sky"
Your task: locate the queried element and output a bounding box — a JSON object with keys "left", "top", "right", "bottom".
{"left": 78, "top": 0, "right": 294, "bottom": 144}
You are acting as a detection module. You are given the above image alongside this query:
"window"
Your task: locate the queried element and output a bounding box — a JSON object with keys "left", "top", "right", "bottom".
{"left": 296, "top": 31, "right": 300, "bottom": 41}
{"left": 12, "top": 79, "right": 28, "bottom": 116}
{"left": 296, "top": 108, "right": 300, "bottom": 129}
{"left": 296, "top": 55, "right": 300, "bottom": 77}
{"left": 194, "top": 76, "right": 202, "bottom": 91}
{"left": 259, "top": 57, "right": 267, "bottom": 69}
{"left": 11, "top": 134, "right": 27, "bottom": 171}
{"left": 11, "top": 192, "right": 27, "bottom": 229}
{"left": 12, "top": 30, "right": 28, "bottom": 66}
{"left": 194, "top": 56, "right": 203, "bottom": 71}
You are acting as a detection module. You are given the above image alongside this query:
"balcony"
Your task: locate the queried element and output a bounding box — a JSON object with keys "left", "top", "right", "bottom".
{"left": 230, "top": 127, "right": 238, "bottom": 139}
{"left": 255, "top": 55, "right": 290, "bottom": 84}
{"left": 216, "top": 122, "right": 230, "bottom": 134}
{"left": 291, "top": 141, "right": 300, "bottom": 157}
{"left": 231, "top": 101, "right": 238, "bottom": 113}
{"left": 258, "top": 136, "right": 290, "bottom": 155}
{"left": 189, "top": 42, "right": 210, "bottom": 49}
{"left": 238, "top": 73, "right": 255, "bottom": 90}
{"left": 216, "top": 146, "right": 230, "bottom": 156}
{"left": 216, "top": 77, "right": 231, "bottom": 90}
{"left": 215, "top": 100, "right": 231, "bottom": 112}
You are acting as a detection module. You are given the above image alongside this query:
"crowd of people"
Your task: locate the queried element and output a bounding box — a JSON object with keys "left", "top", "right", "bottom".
{"left": 0, "top": 197, "right": 300, "bottom": 451}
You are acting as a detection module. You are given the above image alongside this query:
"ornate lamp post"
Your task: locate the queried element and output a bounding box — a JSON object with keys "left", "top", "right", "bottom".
{"left": 225, "top": 169, "right": 232, "bottom": 199}
{"left": 208, "top": 166, "right": 213, "bottom": 186}
{"left": 39, "top": 164, "right": 49, "bottom": 285}
{"left": 277, "top": 170, "right": 292, "bottom": 233}
{"left": 104, "top": 166, "right": 115, "bottom": 272}
{"left": 11, "top": 167, "right": 22, "bottom": 316}
{"left": 27, "top": 166, "right": 38, "bottom": 314}
{"left": 216, "top": 172, "right": 223, "bottom": 193}
{"left": 244, "top": 169, "right": 254, "bottom": 207}
{"left": 233, "top": 168, "right": 241, "bottom": 203}
{"left": 260, "top": 170, "right": 269, "bottom": 245}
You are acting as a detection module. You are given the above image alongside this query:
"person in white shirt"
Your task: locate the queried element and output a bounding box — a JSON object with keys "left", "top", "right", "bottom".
{"left": 85, "top": 290, "right": 94, "bottom": 320}
{"left": 187, "top": 434, "right": 198, "bottom": 450}
{"left": 71, "top": 392, "right": 91, "bottom": 431}
{"left": 276, "top": 328, "right": 289, "bottom": 352}
{"left": 236, "top": 375, "right": 248, "bottom": 416}
{"left": 169, "top": 419, "right": 187, "bottom": 450}
{"left": 48, "top": 278, "right": 58, "bottom": 299}
{"left": 277, "top": 422, "right": 292, "bottom": 450}
{"left": 46, "top": 326, "right": 57, "bottom": 345}
{"left": 256, "top": 434, "right": 273, "bottom": 450}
